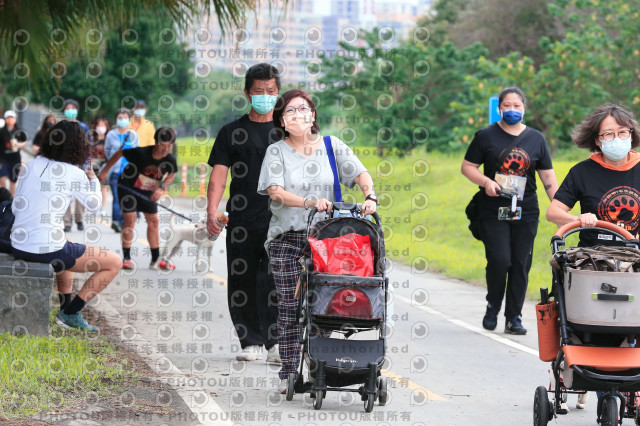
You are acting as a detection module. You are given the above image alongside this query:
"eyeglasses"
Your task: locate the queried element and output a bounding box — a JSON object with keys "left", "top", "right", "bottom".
{"left": 283, "top": 105, "right": 311, "bottom": 117}
{"left": 599, "top": 129, "right": 633, "bottom": 142}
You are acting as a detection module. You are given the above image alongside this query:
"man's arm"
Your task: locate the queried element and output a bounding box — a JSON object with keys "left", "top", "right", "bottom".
{"left": 98, "top": 149, "right": 123, "bottom": 183}
{"left": 206, "top": 164, "right": 229, "bottom": 236}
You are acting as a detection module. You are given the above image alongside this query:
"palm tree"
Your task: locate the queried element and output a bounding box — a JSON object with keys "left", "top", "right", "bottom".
{"left": 0, "top": 0, "right": 289, "bottom": 92}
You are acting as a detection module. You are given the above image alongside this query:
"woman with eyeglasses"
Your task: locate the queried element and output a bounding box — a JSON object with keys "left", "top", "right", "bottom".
{"left": 547, "top": 103, "right": 640, "bottom": 245}
{"left": 257, "top": 89, "right": 377, "bottom": 393}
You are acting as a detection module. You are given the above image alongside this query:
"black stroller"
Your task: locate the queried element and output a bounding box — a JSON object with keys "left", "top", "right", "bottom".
{"left": 534, "top": 220, "right": 640, "bottom": 426}
{"left": 286, "top": 202, "right": 389, "bottom": 412}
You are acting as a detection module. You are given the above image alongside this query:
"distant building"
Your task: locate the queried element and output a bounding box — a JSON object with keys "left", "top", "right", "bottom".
{"left": 187, "top": 0, "right": 431, "bottom": 85}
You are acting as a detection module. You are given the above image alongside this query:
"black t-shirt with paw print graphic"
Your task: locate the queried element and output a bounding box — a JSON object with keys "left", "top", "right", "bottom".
{"left": 554, "top": 156, "right": 640, "bottom": 246}
{"left": 465, "top": 123, "right": 553, "bottom": 222}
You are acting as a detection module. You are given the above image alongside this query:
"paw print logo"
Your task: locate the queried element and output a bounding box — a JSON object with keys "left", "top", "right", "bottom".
{"left": 608, "top": 195, "right": 639, "bottom": 222}
{"left": 599, "top": 187, "right": 640, "bottom": 230}
{"left": 499, "top": 147, "right": 530, "bottom": 176}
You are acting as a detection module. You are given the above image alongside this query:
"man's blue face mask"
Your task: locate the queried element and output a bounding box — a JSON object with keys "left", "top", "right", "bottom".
{"left": 251, "top": 94, "right": 278, "bottom": 115}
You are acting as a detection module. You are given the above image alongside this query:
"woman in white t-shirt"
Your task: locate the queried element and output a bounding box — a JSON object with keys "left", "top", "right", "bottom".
{"left": 257, "top": 89, "right": 378, "bottom": 393}
{"left": 10, "top": 120, "right": 121, "bottom": 332}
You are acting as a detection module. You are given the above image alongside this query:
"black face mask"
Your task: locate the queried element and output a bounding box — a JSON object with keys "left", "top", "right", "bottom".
{"left": 45, "top": 122, "right": 54, "bottom": 128}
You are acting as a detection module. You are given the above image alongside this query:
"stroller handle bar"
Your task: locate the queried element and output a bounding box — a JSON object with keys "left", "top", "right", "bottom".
{"left": 551, "top": 220, "right": 639, "bottom": 253}
{"left": 554, "top": 220, "right": 636, "bottom": 240}
{"left": 306, "top": 202, "right": 381, "bottom": 231}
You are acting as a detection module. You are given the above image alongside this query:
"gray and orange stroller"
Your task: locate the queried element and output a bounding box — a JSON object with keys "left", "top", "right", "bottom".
{"left": 286, "top": 202, "right": 388, "bottom": 412}
{"left": 534, "top": 220, "right": 640, "bottom": 425}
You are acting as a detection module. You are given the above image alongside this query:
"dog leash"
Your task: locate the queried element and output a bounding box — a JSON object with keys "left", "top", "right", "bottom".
{"left": 116, "top": 183, "right": 195, "bottom": 223}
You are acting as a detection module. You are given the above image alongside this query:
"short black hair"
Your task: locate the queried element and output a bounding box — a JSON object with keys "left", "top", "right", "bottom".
{"left": 63, "top": 99, "right": 79, "bottom": 110}
{"left": 40, "top": 120, "right": 91, "bottom": 166}
{"left": 154, "top": 127, "right": 176, "bottom": 144}
{"left": 498, "top": 86, "right": 526, "bottom": 107}
{"left": 115, "top": 108, "right": 131, "bottom": 118}
{"left": 244, "top": 63, "right": 281, "bottom": 93}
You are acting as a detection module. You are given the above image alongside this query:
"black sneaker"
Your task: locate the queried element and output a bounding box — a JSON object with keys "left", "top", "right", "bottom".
{"left": 63, "top": 225, "right": 71, "bottom": 232}
{"left": 76, "top": 222, "right": 84, "bottom": 231}
{"left": 482, "top": 303, "right": 499, "bottom": 330}
{"left": 505, "top": 316, "right": 527, "bottom": 335}
{"left": 111, "top": 222, "right": 122, "bottom": 233}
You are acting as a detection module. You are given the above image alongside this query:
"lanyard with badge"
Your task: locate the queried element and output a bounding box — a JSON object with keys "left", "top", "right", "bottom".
{"left": 494, "top": 128, "right": 530, "bottom": 221}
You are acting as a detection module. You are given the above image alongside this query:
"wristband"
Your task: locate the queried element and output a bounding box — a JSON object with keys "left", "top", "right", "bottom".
{"left": 303, "top": 198, "right": 310, "bottom": 210}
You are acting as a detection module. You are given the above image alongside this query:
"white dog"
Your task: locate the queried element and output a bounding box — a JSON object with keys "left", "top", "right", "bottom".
{"left": 158, "top": 214, "right": 220, "bottom": 272}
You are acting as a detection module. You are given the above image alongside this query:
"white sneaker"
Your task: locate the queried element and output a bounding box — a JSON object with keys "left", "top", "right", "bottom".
{"left": 266, "top": 344, "right": 281, "bottom": 364}
{"left": 236, "top": 345, "right": 263, "bottom": 361}
{"left": 278, "top": 378, "right": 287, "bottom": 394}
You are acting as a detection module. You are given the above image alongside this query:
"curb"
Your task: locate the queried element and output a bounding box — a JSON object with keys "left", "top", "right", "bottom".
{"left": 92, "top": 293, "right": 233, "bottom": 426}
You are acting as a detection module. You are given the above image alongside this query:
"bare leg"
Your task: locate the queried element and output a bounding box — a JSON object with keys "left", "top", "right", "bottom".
{"left": 121, "top": 212, "right": 137, "bottom": 249}
{"left": 55, "top": 270, "right": 74, "bottom": 294}
{"left": 67, "top": 245, "right": 121, "bottom": 302}
{"left": 144, "top": 212, "right": 159, "bottom": 249}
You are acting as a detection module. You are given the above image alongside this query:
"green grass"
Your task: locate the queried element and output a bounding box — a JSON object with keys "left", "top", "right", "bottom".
{"left": 172, "top": 135, "right": 584, "bottom": 300}
{"left": 170, "top": 136, "right": 225, "bottom": 199}
{"left": 346, "top": 148, "right": 579, "bottom": 300}
{"left": 0, "top": 314, "right": 131, "bottom": 418}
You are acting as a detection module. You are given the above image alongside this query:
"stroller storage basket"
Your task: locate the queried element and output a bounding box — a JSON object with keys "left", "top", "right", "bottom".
{"left": 308, "top": 274, "right": 384, "bottom": 321}
{"left": 564, "top": 267, "right": 640, "bottom": 333}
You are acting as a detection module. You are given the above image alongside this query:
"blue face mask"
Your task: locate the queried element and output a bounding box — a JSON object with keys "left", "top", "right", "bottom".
{"left": 134, "top": 109, "right": 146, "bottom": 117}
{"left": 64, "top": 109, "right": 78, "bottom": 120}
{"left": 601, "top": 137, "right": 632, "bottom": 162}
{"left": 117, "top": 118, "right": 130, "bottom": 129}
{"left": 500, "top": 109, "right": 524, "bottom": 125}
{"left": 251, "top": 94, "right": 278, "bottom": 115}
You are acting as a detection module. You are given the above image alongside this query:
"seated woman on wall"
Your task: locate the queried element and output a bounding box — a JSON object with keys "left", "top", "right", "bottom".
{"left": 10, "top": 120, "right": 121, "bottom": 332}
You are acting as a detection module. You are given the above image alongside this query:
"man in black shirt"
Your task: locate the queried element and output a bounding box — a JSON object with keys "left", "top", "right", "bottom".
{"left": 99, "top": 127, "right": 178, "bottom": 270}
{"left": 207, "top": 63, "right": 280, "bottom": 362}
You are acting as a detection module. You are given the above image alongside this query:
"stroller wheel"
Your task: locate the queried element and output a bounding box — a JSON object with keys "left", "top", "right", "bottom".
{"left": 601, "top": 396, "right": 618, "bottom": 426}
{"left": 286, "top": 374, "right": 295, "bottom": 401}
{"left": 378, "top": 377, "right": 388, "bottom": 406}
{"left": 364, "top": 392, "right": 375, "bottom": 413}
{"left": 313, "top": 390, "right": 324, "bottom": 410}
{"left": 533, "top": 386, "right": 550, "bottom": 426}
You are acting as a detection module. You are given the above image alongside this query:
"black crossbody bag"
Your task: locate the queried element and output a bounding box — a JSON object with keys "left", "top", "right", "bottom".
{"left": 465, "top": 127, "right": 530, "bottom": 240}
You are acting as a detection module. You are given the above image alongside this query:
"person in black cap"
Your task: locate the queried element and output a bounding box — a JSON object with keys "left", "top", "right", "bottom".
{"left": 129, "top": 100, "right": 155, "bottom": 147}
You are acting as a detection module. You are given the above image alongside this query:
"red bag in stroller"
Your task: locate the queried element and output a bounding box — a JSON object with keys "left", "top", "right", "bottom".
{"left": 308, "top": 233, "right": 374, "bottom": 277}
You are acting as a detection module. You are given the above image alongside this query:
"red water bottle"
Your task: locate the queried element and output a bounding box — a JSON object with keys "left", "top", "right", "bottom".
{"left": 208, "top": 212, "right": 229, "bottom": 241}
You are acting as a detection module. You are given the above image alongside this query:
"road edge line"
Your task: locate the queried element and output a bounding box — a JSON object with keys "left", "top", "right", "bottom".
{"left": 92, "top": 293, "right": 233, "bottom": 426}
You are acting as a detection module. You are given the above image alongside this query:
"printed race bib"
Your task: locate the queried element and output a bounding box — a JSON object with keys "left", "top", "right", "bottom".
{"left": 134, "top": 174, "right": 160, "bottom": 191}
{"left": 495, "top": 173, "right": 526, "bottom": 200}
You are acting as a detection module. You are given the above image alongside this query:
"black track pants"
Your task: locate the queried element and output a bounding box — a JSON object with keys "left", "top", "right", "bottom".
{"left": 479, "top": 217, "right": 538, "bottom": 320}
{"left": 226, "top": 225, "right": 279, "bottom": 349}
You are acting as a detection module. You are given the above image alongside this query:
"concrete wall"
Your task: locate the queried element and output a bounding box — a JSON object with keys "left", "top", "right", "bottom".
{"left": 0, "top": 253, "right": 54, "bottom": 336}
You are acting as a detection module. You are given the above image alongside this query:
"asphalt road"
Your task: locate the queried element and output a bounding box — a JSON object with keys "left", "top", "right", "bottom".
{"left": 73, "top": 196, "right": 604, "bottom": 426}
